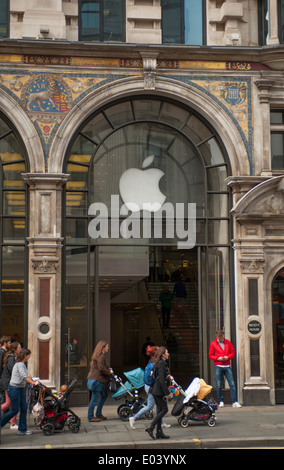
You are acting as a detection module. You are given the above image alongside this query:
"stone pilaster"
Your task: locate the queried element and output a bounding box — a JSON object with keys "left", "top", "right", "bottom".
{"left": 23, "top": 173, "right": 68, "bottom": 390}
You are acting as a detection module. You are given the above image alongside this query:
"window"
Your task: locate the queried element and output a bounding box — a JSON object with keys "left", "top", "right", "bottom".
{"left": 162, "top": 0, "right": 205, "bottom": 45}
{"left": 279, "top": 0, "right": 284, "bottom": 43}
{"left": 271, "top": 110, "right": 284, "bottom": 170}
{"left": 79, "top": 0, "right": 125, "bottom": 42}
{"left": 258, "top": 0, "right": 269, "bottom": 45}
{"left": 0, "top": 114, "right": 28, "bottom": 344}
{"left": 0, "top": 0, "right": 8, "bottom": 38}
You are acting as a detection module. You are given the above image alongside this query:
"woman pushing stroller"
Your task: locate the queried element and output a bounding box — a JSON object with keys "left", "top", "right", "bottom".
{"left": 145, "top": 346, "right": 173, "bottom": 440}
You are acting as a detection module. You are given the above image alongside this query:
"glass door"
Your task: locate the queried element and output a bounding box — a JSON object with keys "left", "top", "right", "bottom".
{"left": 200, "top": 246, "right": 232, "bottom": 385}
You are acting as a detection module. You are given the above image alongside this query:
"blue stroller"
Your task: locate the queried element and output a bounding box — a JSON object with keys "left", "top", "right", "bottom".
{"left": 112, "top": 367, "right": 154, "bottom": 422}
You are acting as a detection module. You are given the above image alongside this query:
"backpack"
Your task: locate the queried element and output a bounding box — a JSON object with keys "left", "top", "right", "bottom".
{"left": 144, "top": 362, "right": 156, "bottom": 386}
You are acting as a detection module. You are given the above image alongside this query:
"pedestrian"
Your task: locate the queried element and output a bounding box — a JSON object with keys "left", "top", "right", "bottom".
{"left": 173, "top": 277, "right": 186, "bottom": 314}
{"left": 87, "top": 340, "right": 113, "bottom": 422}
{"left": 0, "top": 341, "right": 22, "bottom": 429}
{"left": 129, "top": 345, "right": 171, "bottom": 430}
{"left": 166, "top": 332, "right": 178, "bottom": 369}
{"left": 141, "top": 337, "right": 155, "bottom": 366}
{"left": 0, "top": 336, "right": 12, "bottom": 378}
{"left": 145, "top": 346, "right": 173, "bottom": 440}
{"left": 0, "top": 348, "right": 39, "bottom": 435}
{"left": 159, "top": 286, "right": 174, "bottom": 328}
{"left": 208, "top": 329, "right": 241, "bottom": 408}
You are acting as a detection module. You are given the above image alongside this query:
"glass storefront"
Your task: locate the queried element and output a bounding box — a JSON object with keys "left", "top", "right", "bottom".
{"left": 273, "top": 268, "right": 284, "bottom": 403}
{"left": 63, "top": 97, "right": 233, "bottom": 401}
{"left": 0, "top": 115, "right": 28, "bottom": 345}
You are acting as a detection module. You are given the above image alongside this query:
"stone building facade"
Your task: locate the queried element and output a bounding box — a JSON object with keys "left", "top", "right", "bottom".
{"left": 0, "top": 0, "right": 284, "bottom": 405}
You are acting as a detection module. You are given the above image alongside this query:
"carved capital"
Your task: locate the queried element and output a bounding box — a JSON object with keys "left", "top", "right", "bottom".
{"left": 31, "top": 256, "right": 59, "bottom": 274}
{"left": 141, "top": 54, "right": 157, "bottom": 90}
{"left": 240, "top": 258, "right": 265, "bottom": 274}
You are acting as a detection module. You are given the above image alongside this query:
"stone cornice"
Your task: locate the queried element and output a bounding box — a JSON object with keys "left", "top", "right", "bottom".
{"left": 0, "top": 39, "right": 284, "bottom": 69}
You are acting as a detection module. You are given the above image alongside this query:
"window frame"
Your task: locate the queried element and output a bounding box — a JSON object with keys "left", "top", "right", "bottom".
{"left": 78, "top": 0, "right": 125, "bottom": 43}
{"left": 0, "top": 0, "right": 9, "bottom": 39}
{"left": 270, "top": 109, "right": 284, "bottom": 171}
{"left": 161, "top": 0, "right": 206, "bottom": 46}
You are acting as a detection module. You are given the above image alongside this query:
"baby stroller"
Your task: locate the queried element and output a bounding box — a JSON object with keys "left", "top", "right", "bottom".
{"left": 171, "top": 377, "right": 218, "bottom": 428}
{"left": 32, "top": 378, "right": 81, "bottom": 436}
{"left": 112, "top": 367, "right": 154, "bottom": 422}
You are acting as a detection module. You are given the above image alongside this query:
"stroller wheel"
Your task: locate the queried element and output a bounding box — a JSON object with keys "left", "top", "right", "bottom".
{"left": 208, "top": 417, "right": 216, "bottom": 427}
{"left": 43, "top": 423, "right": 55, "bottom": 436}
{"left": 118, "top": 405, "right": 132, "bottom": 421}
{"left": 145, "top": 410, "right": 154, "bottom": 420}
{"left": 178, "top": 417, "right": 189, "bottom": 428}
{"left": 70, "top": 423, "right": 80, "bottom": 433}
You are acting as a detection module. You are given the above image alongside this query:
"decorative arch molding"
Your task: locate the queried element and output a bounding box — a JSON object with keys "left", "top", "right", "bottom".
{"left": 48, "top": 75, "right": 250, "bottom": 176}
{"left": 232, "top": 176, "right": 284, "bottom": 218}
{"left": 0, "top": 88, "right": 45, "bottom": 173}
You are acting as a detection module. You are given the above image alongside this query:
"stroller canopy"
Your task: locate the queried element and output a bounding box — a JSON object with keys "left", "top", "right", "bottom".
{"left": 111, "top": 367, "right": 145, "bottom": 399}
{"left": 124, "top": 367, "right": 145, "bottom": 389}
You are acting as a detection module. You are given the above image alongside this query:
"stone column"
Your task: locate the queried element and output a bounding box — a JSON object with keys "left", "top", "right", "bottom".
{"left": 228, "top": 176, "right": 275, "bottom": 405}
{"left": 23, "top": 173, "right": 68, "bottom": 390}
{"left": 255, "top": 79, "right": 275, "bottom": 174}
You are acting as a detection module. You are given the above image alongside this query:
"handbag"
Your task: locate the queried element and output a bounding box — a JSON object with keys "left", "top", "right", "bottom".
{"left": 108, "top": 376, "right": 117, "bottom": 392}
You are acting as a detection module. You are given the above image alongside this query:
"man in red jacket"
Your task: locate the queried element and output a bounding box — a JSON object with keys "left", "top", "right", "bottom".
{"left": 209, "top": 330, "right": 241, "bottom": 408}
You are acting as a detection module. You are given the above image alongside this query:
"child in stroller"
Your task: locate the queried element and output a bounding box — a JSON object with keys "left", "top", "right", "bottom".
{"left": 32, "top": 378, "right": 81, "bottom": 435}
{"left": 171, "top": 377, "right": 218, "bottom": 427}
{"left": 112, "top": 367, "right": 154, "bottom": 422}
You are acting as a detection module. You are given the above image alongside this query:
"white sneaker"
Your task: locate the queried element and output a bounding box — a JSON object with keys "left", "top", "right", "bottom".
{"left": 129, "top": 417, "right": 136, "bottom": 429}
{"left": 232, "top": 402, "right": 242, "bottom": 408}
{"left": 219, "top": 401, "right": 224, "bottom": 407}
{"left": 162, "top": 422, "right": 171, "bottom": 428}
{"left": 18, "top": 430, "right": 33, "bottom": 435}
{"left": 10, "top": 424, "right": 18, "bottom": 430}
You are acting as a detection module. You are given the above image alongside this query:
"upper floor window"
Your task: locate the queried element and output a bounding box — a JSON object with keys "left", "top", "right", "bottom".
{"left": 162, "top": 0, "right": 205, "bottom": 45}
{"left": 279, "top": 0, "right": 284, "bottom": 43}
{"left": 270, "top": 110, "right": 284, "bottom": 170}
{"left": 259, "top": 0, "right": 284, "bottom": 45}
{"left": 258, "top": 0, "right": 269, "bottom": 45}
{"left": 79, "top": 0, "right": 125, "bottom": 42}
{"left": 0, "top": 0, "right": 8, "bottom": 38}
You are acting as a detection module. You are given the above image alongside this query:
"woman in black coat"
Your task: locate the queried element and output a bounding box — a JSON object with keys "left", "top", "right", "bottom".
{"left": 0, "top": 342, "right": 21, "bottom": 428}
{"left": 145, "top": 346, "right": 173, "bottom": 440}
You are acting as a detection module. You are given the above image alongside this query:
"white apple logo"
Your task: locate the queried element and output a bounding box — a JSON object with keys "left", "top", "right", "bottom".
{"left": 119, "top": 155, "right": 166, "bottom": 212}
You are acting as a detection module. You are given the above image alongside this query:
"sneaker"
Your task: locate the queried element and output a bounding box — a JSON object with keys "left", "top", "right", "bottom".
{"left": 219, "top": 401, "right": 224, "bottom": 407}
{"left": 162, "top": 422, "right": 171, "bottom": 428}
{"left": 129, "top": 417, "right": 136, "bottom": 429}
{"left": 232, "top": 402, "right": 242, "bottom": 408}
{"left": 10, "top": 424, "right": 18, "bottom": 430}
{"left": 18, "top": 430, "right": 33, "bottom": 435}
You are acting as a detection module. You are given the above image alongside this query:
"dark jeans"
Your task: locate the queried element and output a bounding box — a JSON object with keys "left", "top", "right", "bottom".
{"left": 87, "top": 379, "right": 108, "bottom": 420}
{"left": 150, "top": 395, "right": 168, "bottom": 432}
{"left": 161, "top": 307, "right": 171, "bottom": 328}
{"left": 0, "top": 385, "right": 27, "bottom": 432}
{"left": 215, "top": 366, "right": 237, "bottom": 403}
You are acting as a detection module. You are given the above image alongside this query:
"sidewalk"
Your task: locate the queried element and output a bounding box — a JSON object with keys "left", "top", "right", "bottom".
{"left": 2, "top": 399, "right": 284, "bottom": 450}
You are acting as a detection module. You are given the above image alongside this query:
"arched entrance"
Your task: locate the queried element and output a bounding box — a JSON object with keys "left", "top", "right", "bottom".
{"left": 62, "top": 95, "right": 234, "bottom": 404}
{"left": 273, "top": 267, "right": 284, "bottom": 403}
{"left": 0, "top": 112, "right": 29, "bottom": 345}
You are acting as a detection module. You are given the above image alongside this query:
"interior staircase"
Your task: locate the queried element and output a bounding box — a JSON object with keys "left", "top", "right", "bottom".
{"left": 146, "top": 280, "right": 199, "bottom": 388}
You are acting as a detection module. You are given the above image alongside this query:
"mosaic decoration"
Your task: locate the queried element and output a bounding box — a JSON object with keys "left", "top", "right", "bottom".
{"left": 0, "top": 62, "right": 253, "bottom": 172}
{"left": 23, "top": 75, "right": 71, "bottom": 114}
{"left": 175, "top": 76, "right": 253, "bottom": 172}
{"left": 23, "top": 55, "right": 71, "bottom": 66}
